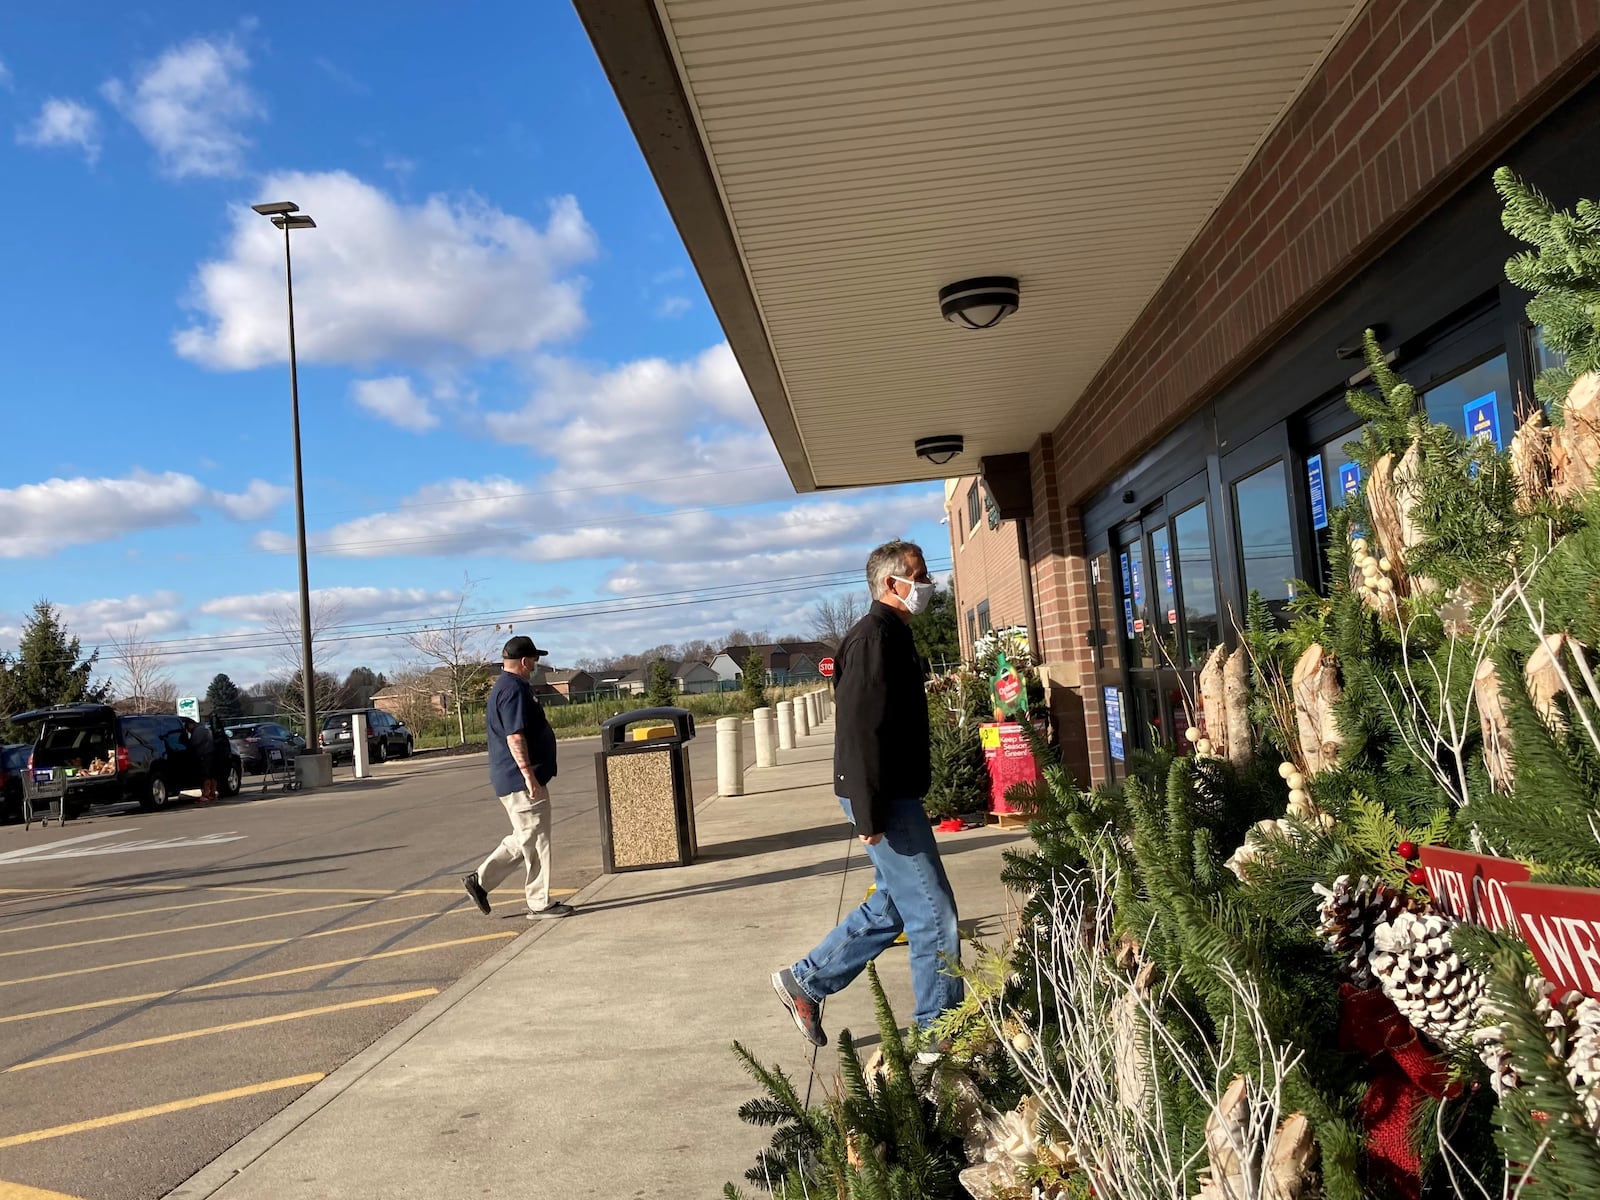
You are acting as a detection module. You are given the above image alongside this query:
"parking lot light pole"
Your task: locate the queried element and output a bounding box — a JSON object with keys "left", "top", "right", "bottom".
{"left": 252, "top": 201, "right": 319, "bottom": 746}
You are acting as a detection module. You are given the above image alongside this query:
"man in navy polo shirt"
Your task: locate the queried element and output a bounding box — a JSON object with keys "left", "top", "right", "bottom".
{"left": 463, "top": 635, "right": 572, "bottom": 919}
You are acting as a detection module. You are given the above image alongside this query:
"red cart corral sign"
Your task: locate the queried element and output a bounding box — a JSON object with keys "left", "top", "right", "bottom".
{"left": 980, "top": 722, "right": 1039, "bottom": 814}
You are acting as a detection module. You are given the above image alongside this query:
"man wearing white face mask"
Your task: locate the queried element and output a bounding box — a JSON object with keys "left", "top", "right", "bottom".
{"left": 771, "top": 540, "right": 962, "bottom": 1053}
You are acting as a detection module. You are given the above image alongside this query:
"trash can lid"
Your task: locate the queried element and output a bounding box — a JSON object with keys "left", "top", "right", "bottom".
{"left": 599, "top": 706, "right": 696, "bottom": 749}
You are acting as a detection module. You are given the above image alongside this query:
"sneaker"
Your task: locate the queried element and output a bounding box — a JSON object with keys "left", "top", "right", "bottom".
{"left": 527, "top": 901, "right": 575, "bottom": 919}
{"left": 772, "top": 968, "right": 827, "bottom": 1047}
{"left": 463, "top": 872, "right": 491, "bottom": 915}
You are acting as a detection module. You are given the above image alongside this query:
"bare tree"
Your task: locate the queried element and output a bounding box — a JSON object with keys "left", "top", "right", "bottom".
{"left": 108, "top": 624, "right": 177, "bottom": 714}
{"left": 264, "top": 594, "right": 346, "bottom": 735}
{"left": 386, "top": 665, "right": 443, "bottom": 737}
{"left": 403, "top": 578, "right": 495, "bottom": 747}
{"left": 810, "top": 591, "right": 865, "bottom": 646}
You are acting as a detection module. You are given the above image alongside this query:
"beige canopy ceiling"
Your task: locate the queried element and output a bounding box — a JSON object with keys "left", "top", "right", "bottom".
{"left": 576, "top": 0, "right": 1365, "bottom": 491}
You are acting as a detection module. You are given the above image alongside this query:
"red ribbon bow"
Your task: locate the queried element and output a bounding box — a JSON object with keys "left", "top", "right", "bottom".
{"left": 1338, "top": 983, "right": 1463, "bottom": 1199}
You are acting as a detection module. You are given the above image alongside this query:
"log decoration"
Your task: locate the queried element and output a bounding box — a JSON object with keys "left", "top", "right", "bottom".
{"left": 1291, "top": 642, "right": 1344, "bottom": 776}
{"left": 1525, "top": 633, "right": 1578, "bottom": 733}
{"left": 1510, "top": 408, "right": 1553, "bottom": 513}
{"left": 1474, "top": 658, "right": 1515, "bottom": 794}
{"left": 1195, "top": 644, "right": 1254, "bottom": 766}
{"left": 1366, "top": 441, "right": 1437, "bottom": 600}
{"left": 1552, "top": 371, "right": 1600, "bottom": 500}
{"left": 1192, "top": 1075, "right": 1317, "bottom": 1200}
{"left": 1110, "top": 961, "right": 1157, "bottom": 1112}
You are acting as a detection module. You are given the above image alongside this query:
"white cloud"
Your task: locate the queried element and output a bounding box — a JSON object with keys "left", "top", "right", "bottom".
{"left": 351, "top": 376, "right": 439, "bottom": 432}
{"left": 59, "top": 592, "right": 188, "bottom": 644}
{"left": 656, "top": 295, "right": 691, "bottom": 318}
{"left": 198, "top": 585, "right": 458, "bottom": 626}
{"left": 0, "top": 59, "right": 12, "bottom": 89}
{"left": 103, "top": 35, "right": 259, "bottom": 178}
{"left": 0, "top": 471, "right": 288, "bottom": 557}
{"left": 485, "top": 343, "right": 789, "bottom": 506}
{"left": 176, "top": 171, "right": 596, "bottom": 370}
{"left": 18, "top": 98, "right": 101, "bottom": 163}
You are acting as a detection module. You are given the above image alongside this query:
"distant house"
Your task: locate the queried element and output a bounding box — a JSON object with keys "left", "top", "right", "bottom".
{"left": 372, "top": 662, "right": 500, "bottom": 717}
{"left": 785, "top": 641, "right": 836, "bottom": 682}
{"left": 710, "top": 644, "right": 792, "bottom": 686}
{"left": 541, "top": 668, "right": 595, "bottom": 699}
{"left": 611, "top": 668, "right": 648, "bottom": 697}
{"left": 672, "top": 661, "right": 719, "bottom": 694}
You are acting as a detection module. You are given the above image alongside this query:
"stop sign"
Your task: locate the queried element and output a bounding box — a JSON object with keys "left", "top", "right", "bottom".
{"left": 819, "top": 657, "right": 836, "bottom": 678}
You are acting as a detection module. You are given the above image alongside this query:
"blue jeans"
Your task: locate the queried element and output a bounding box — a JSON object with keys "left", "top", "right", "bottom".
{"left": 791, "top": 796, "right": 963, "bottom": 1029}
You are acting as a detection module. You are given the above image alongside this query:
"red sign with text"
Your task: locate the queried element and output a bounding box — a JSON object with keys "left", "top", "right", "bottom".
{"left": 818, "top": 657, "right": 835, "bottom": 678}
{"left": 1417, "top": 846, "right": 1529, "bottom": 934}
{"left": 980, "top": 722, "right": 1038, "bottom": 815}
{"left": 1504, "top": 882, "right": 1600, "bottom": 1000}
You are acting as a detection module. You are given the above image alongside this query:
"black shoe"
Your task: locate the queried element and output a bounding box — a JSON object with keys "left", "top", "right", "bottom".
{"left": 772, "top": 968, "right": 827, "bottom": 1047}
{"left": 527, "top": 901, "right": 575, "bottom": 919}
{"left": 463, "top": 872, "right": 491, "bottom": 915}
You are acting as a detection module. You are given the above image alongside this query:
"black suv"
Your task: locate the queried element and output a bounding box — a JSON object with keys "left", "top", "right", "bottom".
{"left": 224, "top": 721, "right": 305, "bottom": 774}
{"left": 7, "top": 705, "right": 243, "bottom": 819}
{"left": 321, "top": 709, "right": 413, "bottom": 764}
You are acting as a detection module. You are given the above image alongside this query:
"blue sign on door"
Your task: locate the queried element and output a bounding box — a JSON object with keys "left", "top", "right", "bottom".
{"left": 1119, "top": 552, "right": 1131, "bottom": 595}
{"left": 1464, "top": 392, "right": 1502, "bottom": 450}
{"left": 1123, "top": 599, "right": 1134, "bottom": 636}
{"left": 1339, "top": 461, "right": 1361, "bottom": 502}
{"left": 1307, "top": 453, "right": 1328, "bottom": 531}
{"left": 1131, "top": 558, "right": 1143, "bottom": 607}
{"left": 1103, "top": 687, "right": 1124, "bottom": 762}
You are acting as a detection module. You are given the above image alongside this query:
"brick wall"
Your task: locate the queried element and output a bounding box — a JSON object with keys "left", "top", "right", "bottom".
{"left": 947, "top": 477, "right": 1027, "bottom": 661}
{"left": 1053, "top": 0, "right": 1600, "bottom": 505}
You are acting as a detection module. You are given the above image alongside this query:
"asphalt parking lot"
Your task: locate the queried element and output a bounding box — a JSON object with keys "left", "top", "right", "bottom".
{"left": 0, "top": 728, "right": 744, "bottom": 1200}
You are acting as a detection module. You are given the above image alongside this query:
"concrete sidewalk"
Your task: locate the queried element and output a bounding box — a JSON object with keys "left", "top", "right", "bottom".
{"left": 168, "top": 714, "right": 1027, "bottom": 1199}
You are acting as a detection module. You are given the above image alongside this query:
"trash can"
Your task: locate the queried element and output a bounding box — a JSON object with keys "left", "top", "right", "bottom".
{"left": 594, "top": 707, "right": 698, "bottom": 873}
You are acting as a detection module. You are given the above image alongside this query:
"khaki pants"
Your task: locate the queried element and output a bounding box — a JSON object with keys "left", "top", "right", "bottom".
{"left": 477, "top": 789, "right": 552, "bottom": 912}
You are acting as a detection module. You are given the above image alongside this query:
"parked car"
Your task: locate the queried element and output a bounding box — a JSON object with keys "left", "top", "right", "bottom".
{"left": 2, "top": 742, "right": 29, "bottom": 823}
{"left": 224, "top": 722, "right": 305, "bottom": 775}
{"left": 6, "top": 706, "right": 242, "bottom": 819}
{"left": 320, "top": 709, "right": 413, "bottom": 764}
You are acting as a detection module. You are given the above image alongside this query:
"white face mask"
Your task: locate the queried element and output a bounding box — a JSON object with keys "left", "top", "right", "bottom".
{"left": 891, "top": 576, "right": 936, "bottom": 616}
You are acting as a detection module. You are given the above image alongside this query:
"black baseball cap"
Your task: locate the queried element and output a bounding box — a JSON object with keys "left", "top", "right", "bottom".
{"left": 502, "top": 635, "right": 546, "bottom": 660}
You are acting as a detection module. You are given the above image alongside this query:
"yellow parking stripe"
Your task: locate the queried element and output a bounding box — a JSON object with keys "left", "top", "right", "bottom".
{"left": 7, "top": 988, "right": 439, "bottom": 1072}
{"left": 0, "top": 1074, "right": 324, "bottom": 1149}
{"left": 0, "top": 931, "right": 517, "bottom": 1025}
{"left": 0, "top": 913, "right": 460, "bottom": 989}
{"left": 0, "top": 1180, "right": 90, "bottom": 1199}
{"left": 0, "top": 895, "right": 440, "bottom": 960}
{"left": 0, "top": 890, "right": 297, "bottom": 935}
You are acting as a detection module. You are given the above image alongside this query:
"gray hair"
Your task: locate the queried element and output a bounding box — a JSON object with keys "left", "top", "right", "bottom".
{"left": 866, "top": 539, "right": 925, "bottom": 598}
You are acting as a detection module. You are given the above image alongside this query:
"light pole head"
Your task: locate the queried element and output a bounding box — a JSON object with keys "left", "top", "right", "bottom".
{"left": 272, "top": 214, "right": 317, "bottom": 230}
{"left": 252, "top": 201, "right": 299, "bottom": 216}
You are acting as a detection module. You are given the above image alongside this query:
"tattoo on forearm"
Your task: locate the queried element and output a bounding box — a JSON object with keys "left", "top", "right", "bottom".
{"left": 510, "top": 732, "right": 532, "bottom": 773}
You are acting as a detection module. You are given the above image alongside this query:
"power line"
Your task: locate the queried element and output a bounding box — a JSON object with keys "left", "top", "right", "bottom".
{"left": 9, "top": 560, "right": 954, "bottom": 668}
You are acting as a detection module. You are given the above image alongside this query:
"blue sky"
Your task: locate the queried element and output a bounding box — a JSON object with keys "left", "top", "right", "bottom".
{"left": 0, "top": 4, "right": 945, "bottom": 694}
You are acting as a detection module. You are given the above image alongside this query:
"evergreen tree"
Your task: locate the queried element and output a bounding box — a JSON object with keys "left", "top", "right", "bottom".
{"left": 924, "top": 709, "right": 987, "bottom": 819}
{"left": 205, "top": 673, "right": 244, "bottom": 722}
{"left": 741, "top": 649, "right": 768, "bottom": 712}
{"left": 910, "top": 581, "right": 960, "bottom": 669}
{"left": 646, "top": 660, "right": 676, "bottom": 707}
{"left": 2, "top": 600, "right": 107, "bottom": 718}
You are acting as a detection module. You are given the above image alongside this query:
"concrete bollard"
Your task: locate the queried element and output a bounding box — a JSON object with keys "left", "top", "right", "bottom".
{"left": 806, "top": 692, "right": 819, "bottom": 729}
{"left": 777, "top": 700, "right": 795, "bottom": 750}
{"left": 753, "top": 706, "right": 776, "bottom": 768}
{"left": 795, "top": 692, "right": 811, "bottom": 737}
{"left": 352, "top": 711, "right": 371, "bottom": 779}
{"left": 716, "top": 716, "right": 744, "bottom": 796}
{"left": 812, "top": 691, "right": 824, "bottom": 726}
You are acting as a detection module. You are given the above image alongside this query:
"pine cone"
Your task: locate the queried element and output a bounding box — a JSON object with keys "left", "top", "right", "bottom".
{"left": 1313, "top": 875, "right": 1412, "bottom": 988}
{"left": 1368, "top": 911, "right": 1486, "bottom": 1047}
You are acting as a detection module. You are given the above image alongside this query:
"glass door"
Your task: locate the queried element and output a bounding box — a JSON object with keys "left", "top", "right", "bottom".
{"left": 1221, "top": 426, "right": 1305, "bottom": 630}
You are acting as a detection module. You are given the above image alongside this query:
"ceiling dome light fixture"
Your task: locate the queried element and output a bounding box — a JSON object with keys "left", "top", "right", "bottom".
{"left": 939, "top": 276, "right": 1020, "bottom": 330}
{"left": 915, "top": 434, "right": 964, "bottom": 466}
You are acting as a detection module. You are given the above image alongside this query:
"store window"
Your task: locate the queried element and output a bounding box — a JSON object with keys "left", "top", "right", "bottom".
{"left": 1422, "top": 353, "right": 1513, "bottom": 451}
{"left": 977, "top": 600, "right": 992, "bottom": 635}
{"left": 1149, "top": 525, "right": 1176, "bottom": 662}
{"left": 966, "top": 608, "right": 977, "bottom": 653}
{"left": 1530, "top": 325, "right": 1569, "bottom": 377}
{"left": 1233, "top": 462, "right": 1296, "bottom": 624}
{"left": 1118, "top": 535, "right": 1152, "bottom": 669}
{"left": 1172, "top": 501, "right": 1219, "bottom": 664}
{"left": 967, "top": 484, "right": 982, "bottom": 531}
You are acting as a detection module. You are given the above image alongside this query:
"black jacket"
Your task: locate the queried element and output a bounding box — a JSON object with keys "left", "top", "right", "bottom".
{"left": 832, "top": 601, "right": 930, "bottom": 836}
